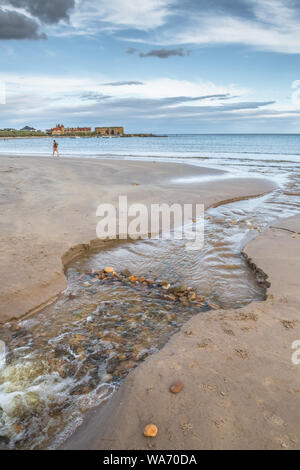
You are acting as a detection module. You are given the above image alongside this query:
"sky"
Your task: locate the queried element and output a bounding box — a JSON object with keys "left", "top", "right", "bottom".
{"left": 0, "top": 0, "right": 300, "bottom": 133}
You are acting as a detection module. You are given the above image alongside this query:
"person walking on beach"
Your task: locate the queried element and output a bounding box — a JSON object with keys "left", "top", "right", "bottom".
{"left": 52, "top": 140, "right": 60, "bottom": 158}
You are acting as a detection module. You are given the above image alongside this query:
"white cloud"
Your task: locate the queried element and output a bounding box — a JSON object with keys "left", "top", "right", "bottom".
{"left": 0, "top": 73, "right": 249, "bottom": 123}
{"left": 1, "top": 72, "right": 299, "bottom": 128}
{"left": 68, "top": 0, "right": 173, "bottom": 34}
{"left": 97, "top": 77, "right": 248, "bottom": 100}
{"left": 165, "top": 13, "right": 300, "bottom": 54}
{"left": 65, "top": 0, "right": 300, "bottom": 54}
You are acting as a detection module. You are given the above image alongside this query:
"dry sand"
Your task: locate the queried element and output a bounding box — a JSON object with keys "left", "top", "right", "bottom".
{"left": 0, "top": 155, "right": 275, "bottom": 323}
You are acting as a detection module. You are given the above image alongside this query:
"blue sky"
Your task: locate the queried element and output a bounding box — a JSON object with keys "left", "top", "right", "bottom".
{"left": 1, "top": 0, "right": 300, "bottom": 133}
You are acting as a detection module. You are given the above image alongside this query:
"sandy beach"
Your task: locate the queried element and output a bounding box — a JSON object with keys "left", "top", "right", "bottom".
{"left": 0, "top": 155, "right": 275, "bottom": 323}
{"left": 1, "top": 154, "right": 300, "bottom": 450}
{"left": 3, "top": 0, "right": 300, "bottom": 455}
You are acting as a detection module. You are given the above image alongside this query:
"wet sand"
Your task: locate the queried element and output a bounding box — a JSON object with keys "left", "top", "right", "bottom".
{"left": 63, "top": 215, "right": 300, "bottom": 450}
{"left": 3, "top": 153, "right": 297, "bottom": 450}
{"left": 0, "top": 155, "right": 275, "bottom": 323}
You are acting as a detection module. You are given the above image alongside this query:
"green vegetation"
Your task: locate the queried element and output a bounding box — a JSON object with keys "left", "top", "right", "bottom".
{"left": 0, "top": 130, "right": 47, "bottom": 138}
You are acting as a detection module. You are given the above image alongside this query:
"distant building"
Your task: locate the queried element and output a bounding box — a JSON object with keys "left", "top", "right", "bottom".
{"left": 95, "top": 126, "right": 124, "bottom": 136}
{"left": 51, "top": 124, "right": 92, "bottom": 135}
{"left": 65, "top": 127, "right": 91, "bottom": 135}
{"left": 51, "top": 124, "right": 65, "bottom": 135}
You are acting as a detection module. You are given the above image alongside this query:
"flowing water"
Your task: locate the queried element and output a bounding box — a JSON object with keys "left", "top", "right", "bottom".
{"left": 0, "top": 135, "right": 300, "bottom": 449}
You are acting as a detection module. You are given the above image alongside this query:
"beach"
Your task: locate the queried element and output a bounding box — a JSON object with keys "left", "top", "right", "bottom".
{"left": 0, "top": 155, "right": 275, "bottom": 323}
{"left": 0, "top": 152, "right": 300, "bottom": 450}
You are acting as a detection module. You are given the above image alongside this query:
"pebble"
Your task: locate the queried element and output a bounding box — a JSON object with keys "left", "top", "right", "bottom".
{"left": 143, "top": 424, "right": 158, "bottom": 438}
{"left": 207, "top": 302, "right": 220, "bottom": 310}
{"left": 170, "top": 380, "right": 184, "bottom": 394}
{"left": 68, "top": 293, "right": 77, "bottom": 300}
{"left": 121, "top": 269, "right": 132, "bottom": 277}
{"left": 188, "top": 292, "right": 197, "bottom": 301}
{"left": 92, "top": 267, "right": 208, "bottom": 312}
{"left": 104, "top": 267, "right": 114, "bottom": 274}
{"left": 11, "top": 322, "right": 21, "bottom": 331}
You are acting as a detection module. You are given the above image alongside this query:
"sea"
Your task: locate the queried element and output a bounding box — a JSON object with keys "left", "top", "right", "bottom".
{"left": 0, "top": 134, "right": 300, "bottom": 164}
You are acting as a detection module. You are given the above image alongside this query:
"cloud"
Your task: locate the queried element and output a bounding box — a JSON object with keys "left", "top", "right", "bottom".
{"left": 69, "top": 0, "right": 173, "bottom": 33}
{"left": 80, "top": 92, "right": 112, "bottom": 101}
{"left": 0, "top": 0, "right": 75, "bottom": 40}
{"left": 101, "top": 81, "right": 144, "bottom": 86}
{"left": 139, "top": 48, "right": 189, "bottom": 58}
{"left": 73, "top": 0, "right": 300, "bottom": 55}
{"left": 147, "top": 0, "right": 300, "bottom": 54}
{"left": 0, "top": 8, "right": 46, "bottom": 39}
{"left": 4, "top": 0, "right": 75, "bottom": 24}
{"left": 4, "top": 0, "right": 300, "bottom": 54}
{"left": 125, "top": 46, "right": 190, "bottom": 59}
{"left": 1, "top": 73, "right": 277, "bottom": 129}
{"left": 3, "top": 0, "right": 300, "bottom": 54}
{"left": 125, "top": 47, "right": 138, "bottom": 55}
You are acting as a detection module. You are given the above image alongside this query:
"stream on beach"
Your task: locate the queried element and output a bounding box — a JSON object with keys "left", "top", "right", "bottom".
{"left": 0, "top": 163, "right": 299, "bottom": 450}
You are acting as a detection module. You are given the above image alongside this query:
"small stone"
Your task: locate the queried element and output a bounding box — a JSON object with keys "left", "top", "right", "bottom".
{"left": 129, "top": 275, "right": 139, "bottom": 283}
{"left": 185, "top": 330, "right": 193, "bottom": 336}
{"left": 170, "top": 381, "right": 184, "bottom": 394}
{"left": 121, "top": 269, "right": 132, "bottom": 277}
{"left": 104, "top": 267, "right": 114, "bottom": 274}
{"left": 143, "top": 424, "right": 158, "bottom": 438}
{"left": 207, "top": 302, "right": 220, "bottom": 310}
{"left": 14, "top": 424, "right": 24, "bottom": 434}
{"left": 162, "top": 284, "right": 171, "bottom": 290}
{"left": 68, "top": 293, "right": 77, "bottom": 300}
{"left": 163, "top": 294, "right": 177, "bottom": 301}
{"left": 101, "top": 374, "right": 113, "bottom": 383}
{"left": 11, "top": 322, "right": 21, "bottom": 331}
{"left": 188, "top": 292, "right": 197, "bottom": 301}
